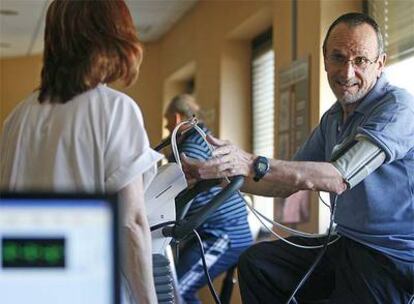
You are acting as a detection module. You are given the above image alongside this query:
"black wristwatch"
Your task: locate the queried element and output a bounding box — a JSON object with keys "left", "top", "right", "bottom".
{"left": 252, "top": 156, "right": 270, "bottom": 182}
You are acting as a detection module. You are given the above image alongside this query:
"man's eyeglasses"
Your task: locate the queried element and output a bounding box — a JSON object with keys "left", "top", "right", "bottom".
{"left": 326, "top": 54, "right": 379, "bottom": 70}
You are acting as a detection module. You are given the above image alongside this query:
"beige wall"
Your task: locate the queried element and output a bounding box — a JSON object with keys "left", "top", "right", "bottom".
{"left": 0, "top": 1, "right": 362, "bottom": 302}
{"left": 112, "top": 42, "right": 163, "bottom": 146}
{"left": 0, "top": 54, "right": 42, "bottom": 132}
{"left": 157, "top": 1, "right": 275, "bottom": 150}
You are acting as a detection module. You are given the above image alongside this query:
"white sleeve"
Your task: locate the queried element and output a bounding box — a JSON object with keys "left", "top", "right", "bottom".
{"left": 104, "top": 96, "right": 163, "bottom": 192}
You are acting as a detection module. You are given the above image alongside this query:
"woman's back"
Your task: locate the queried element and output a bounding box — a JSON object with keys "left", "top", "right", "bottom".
{"left": 1, "top": 85, "right": 155, "bottom": 193}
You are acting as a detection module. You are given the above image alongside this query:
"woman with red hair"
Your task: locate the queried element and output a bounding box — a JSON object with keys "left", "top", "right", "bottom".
{"left": 0, "top": 1, "right": 161, "bottom": 303}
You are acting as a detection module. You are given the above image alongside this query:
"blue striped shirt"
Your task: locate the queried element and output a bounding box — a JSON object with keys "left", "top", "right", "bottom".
{"left": 173, "top": 125, "right": 253, "bottom": 248}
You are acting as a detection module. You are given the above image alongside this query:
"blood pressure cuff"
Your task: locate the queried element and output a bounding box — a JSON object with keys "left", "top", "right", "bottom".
{"left": 331, "top": 135, "right": 386, "bottom": 189}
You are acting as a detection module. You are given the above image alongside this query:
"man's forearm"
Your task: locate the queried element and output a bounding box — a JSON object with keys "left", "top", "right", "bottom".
{"left": 239, "top": 155, "right": 346, "bottom": 196}
{"left": 241, "top": 178, "right": 298, "bottom": 198}
{"left": 258, "top": 159, "right": 347, "bottom": 195}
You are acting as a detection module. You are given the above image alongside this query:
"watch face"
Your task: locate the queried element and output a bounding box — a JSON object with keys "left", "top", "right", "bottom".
{"left": 257, "top": 162, "right": 267, "bottom": 171}
{"left": 253, "top": 156, "right": 269, "bottom": 181}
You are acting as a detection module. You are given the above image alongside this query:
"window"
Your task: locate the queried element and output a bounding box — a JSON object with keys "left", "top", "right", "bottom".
{"left": 367, "top": 0, "right": 414, "bottom": 94}
{"left": 251, "top": 29, "right": 274, "bottom": 219}
{"left": 367, "top": 0, "right": 414, "bottom": 63}
{"left": 385, "top": 56, "right": 414, "bottom": 95}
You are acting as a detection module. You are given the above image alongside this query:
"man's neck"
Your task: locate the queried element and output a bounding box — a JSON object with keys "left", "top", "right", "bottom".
{"left": 341, "top": 101, "right": 361, "bottom": 122}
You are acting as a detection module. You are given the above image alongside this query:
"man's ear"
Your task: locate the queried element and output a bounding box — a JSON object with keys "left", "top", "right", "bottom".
{"left": 175, "top": 112, "right": 182, "bottom": 125}
{"left": 377, "top": 53, "right": 387, "bottom": 78}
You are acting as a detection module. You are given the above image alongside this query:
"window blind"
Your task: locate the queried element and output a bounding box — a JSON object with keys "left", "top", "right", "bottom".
{"left": 252, "top": 31, "right": 274, "bottom": 158}
{"left": 251, "top": 30, "right": 274, "bottom": 222}
{"left": 367, "top": 0, "right": 414, "bottom": 63}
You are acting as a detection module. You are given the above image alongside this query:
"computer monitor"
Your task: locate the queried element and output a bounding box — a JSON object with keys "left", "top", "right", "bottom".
{"left": 0, "top": 192, "right": 119, "bottom": 304}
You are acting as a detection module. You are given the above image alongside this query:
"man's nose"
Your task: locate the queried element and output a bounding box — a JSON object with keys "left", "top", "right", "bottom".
{"left": 340, "top": 61, "right": 356, "bottom": 79}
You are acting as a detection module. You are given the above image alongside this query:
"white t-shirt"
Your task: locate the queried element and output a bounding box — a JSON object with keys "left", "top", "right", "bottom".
{"left": 0, "top": 84, "right": 163, "bottom": 193}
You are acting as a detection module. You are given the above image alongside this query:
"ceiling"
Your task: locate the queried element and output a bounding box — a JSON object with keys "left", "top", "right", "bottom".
{"left": 0, "top": 0, "right": 198, "bottom": 58}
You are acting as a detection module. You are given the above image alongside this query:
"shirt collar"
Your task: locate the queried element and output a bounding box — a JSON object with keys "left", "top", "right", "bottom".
{"left": 354, "top": 74, "right": 389, "bottom": 115}
{"left": 328, "top": 73, "right": 390, "bottom": 116}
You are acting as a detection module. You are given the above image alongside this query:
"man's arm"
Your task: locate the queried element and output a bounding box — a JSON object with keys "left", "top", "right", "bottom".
{"left": 182, "top": 135, "right": 347, "bottom": 197}
{"left": 119, "top": 175, "right": 157, "bottom": 304}
{"left": 246, "top": 159, "right": 347, "bottom": 196}
{"left": 239, "top": 178, "right": 298, "bottom": 198}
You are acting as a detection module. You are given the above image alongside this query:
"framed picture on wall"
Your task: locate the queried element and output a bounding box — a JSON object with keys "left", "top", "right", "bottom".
{"left": 278, "top": 132, "right": 290, "bottom": 160}
{"left": 279, "top": 90, "right": 291, "bottom": 132}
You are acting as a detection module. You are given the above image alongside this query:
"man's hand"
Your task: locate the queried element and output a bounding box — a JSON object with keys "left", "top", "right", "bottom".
{"left": 181, "top": 135, "right": 255, "bottom": 180}
{"left": 181, "top": 153, "right": 202, "bottom": 186}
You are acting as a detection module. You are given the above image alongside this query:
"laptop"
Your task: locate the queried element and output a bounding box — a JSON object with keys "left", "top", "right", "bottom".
{"left": 0, "top": 192, "right": 119, "bottom": 304}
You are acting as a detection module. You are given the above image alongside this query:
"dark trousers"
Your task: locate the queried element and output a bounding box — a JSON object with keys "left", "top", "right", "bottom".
{"left": 238, "top": 236, "right": 414, "bottom": 304}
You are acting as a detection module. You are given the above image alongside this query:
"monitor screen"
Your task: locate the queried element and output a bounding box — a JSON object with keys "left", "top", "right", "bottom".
{"left": 0, "top": 193, "right": 119, "bottom": 304}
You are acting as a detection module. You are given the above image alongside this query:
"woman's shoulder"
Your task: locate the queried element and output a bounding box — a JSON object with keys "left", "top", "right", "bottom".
{"left": 93, "top": 84, "right": 137, "bottom": 106}
{"left": 3, "top": 92, "right": 40, "bottom": 125}
{"left": 81, "top": 84, "right": 143, "bottom": 117}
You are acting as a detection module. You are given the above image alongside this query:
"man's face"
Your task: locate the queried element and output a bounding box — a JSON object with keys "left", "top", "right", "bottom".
{"left": 164, "top": 112, "right": 177, "bottom": 134}
{"left": 324, "top": 23, "right": 386, "bottom": 106}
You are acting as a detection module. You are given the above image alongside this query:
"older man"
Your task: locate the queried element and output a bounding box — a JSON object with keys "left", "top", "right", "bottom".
{"left": 183, "top": 13, "right": 414, "bottom": 303}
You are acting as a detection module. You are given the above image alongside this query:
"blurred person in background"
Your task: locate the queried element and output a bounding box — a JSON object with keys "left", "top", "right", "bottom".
{"left": 164, "top": 94, "right": 253, "bottom": 304}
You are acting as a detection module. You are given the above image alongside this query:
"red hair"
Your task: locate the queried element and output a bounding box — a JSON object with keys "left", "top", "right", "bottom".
{"left": 39, "top": 0, "right": 143, "bottom": 103}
